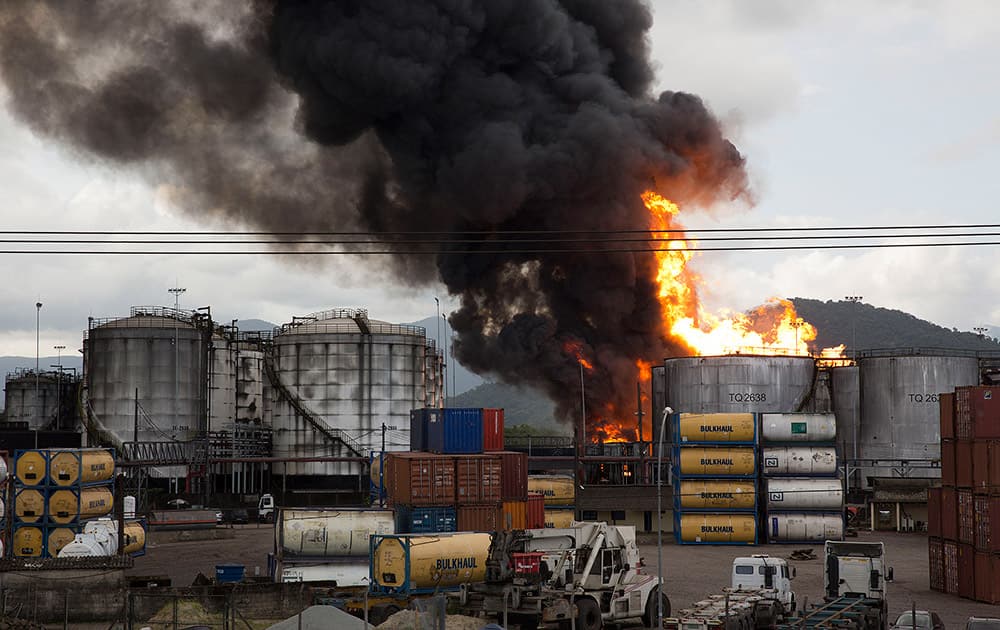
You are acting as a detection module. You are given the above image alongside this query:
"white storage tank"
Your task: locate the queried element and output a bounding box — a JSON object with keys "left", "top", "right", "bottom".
{"left": 766, "top": 512, "right": 844, "bottom": 542}
{"left": 761, "top": 446, "right": 837, "bottom": 476}
{"left": 760, "top": 413, "right": 836, "bottom": 443}
{"left": 279, "top": 508, "right": 395, "bottom": 558}
{"left": 765, "top": 478, "right": 844, "bottom": 511}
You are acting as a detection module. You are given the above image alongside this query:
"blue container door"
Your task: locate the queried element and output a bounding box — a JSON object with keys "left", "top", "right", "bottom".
{"left": 410, "top": 409, "right": 427, "bottom": 451}
{"left": 433, "top": 408, "right": 483, "bottom": 454}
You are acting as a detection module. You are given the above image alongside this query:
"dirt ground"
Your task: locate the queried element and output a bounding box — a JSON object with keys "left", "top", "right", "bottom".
{"left": 130, "top": 526, "right": 997, "bottom": 629}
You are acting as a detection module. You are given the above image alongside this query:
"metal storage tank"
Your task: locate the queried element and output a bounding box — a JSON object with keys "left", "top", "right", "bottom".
{"left": 235, "top": 344, "right": 264, "bottom": 424}
{"left": 267, "top": 309, "right": 442, "bottom": 479}
{"left": 208, "top": 333, "right": 237, "bottom": 430}
{"left": 830, "top": 365, "right": 860, "bottom": 463}
{"left": 3, "top": 370, "right": 64, "bottom": 430}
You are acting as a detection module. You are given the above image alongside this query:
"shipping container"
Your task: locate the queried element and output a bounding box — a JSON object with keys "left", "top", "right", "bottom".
{"left": 676, "top": 513, "right": 757, "bottom": 545}
{"left": 958, "top": 543, "right": 976, "bottom": 600}
{"left": 974, "top": 551, "right": 1000, "bottom": 604}
{"left": 929, "top": 537, "right": 945, "bottom": 592}
{"left": 457, "top": 504, "right": 502, "bottom": 532}
{"left": 974, "top": 495, "right": 1000, "bottom": 553}
{"left": 499, "top": 451, "right": 528, "bottom": 501}
{"left": 47, "top": 486, "right": 114, "bottom": 524}
{"left": 543, "top": 508, "right": 575, "bottom": 529}
{"left": 394, "top": 505, "right": 457, "bottom": 534}
{"left": 528, "top": 475, "right": 574, "bottom": 506}
{"left": 409, "top": 408, "right": 440, "bottom": 452}
{"left": 760, "top": 413, "right": 836, "bottom": 443}
{"left": 940, "top": 393, "right": 955, "bottom": 440}
{"left": 766, "top": 512, "right": 844, "bottom": 543}
{"left": 972, "top": 441, "right": 1000, "bottom": 494}
{"left": 46, "top": 448, "right": 115, "bottom": 486}
{"left": 13, "top": 488, "right": 46, "bottom": 523}
{"left": 956, "top": 386, "right": 1000, "bottom": 440}
{"left": 455, "top": 455, "right": 502, "bottom": 505}
{"left": 765, "top": 478, "right": 844, "bottom": 512}
{"left": 501, "top": 500, "right": 527, "bottom": 530}
{"left": 526, "top": 493, "right": 544, "bottom": 528}
{"left": 760, "top": 446, "right": 837, "bottom": 476}
{"left": 673, "top": 413, "right": 757, "bottom": 444}
{"left": 12, "top": 525, "right": 44, "bottom": 557}
{"left": 279, "top": 508, "right": 395, "bottom": 558}
{"left": 944, "top": 540, "right": 959, "bottom": 595}
{"left": 942, "top": 487, "right": 958, "bottom": 541}
{"left": 370, "top": 532, "right": 491, "bottom": 594}
{"left": 385, "top": 453, "right": 456, "bottom": 506}
{"left": 676, "top": 479, "right": 757, "bottom": 511}
{"left": 928, "top": 487, "right": 941, "bottom": 539}
{"left": 675, "top": 446, "right": 757, "bottom": 477}
{"left": 13, "top": 450, "right": 46, "bottom": 487}
{"left": 959, "top": 490, "right": 974, "bottom": 545}
{"left": 956, "top": 441, "right": 973, "bottom": 488}
{"left": 483, "top": 408, "right": 504, "bottom": 451}
{"left": 941, "top": 441, "right": 956, "bottom": 487}
{"left": 428, "top": 408, "right": 483, "bottom": 454}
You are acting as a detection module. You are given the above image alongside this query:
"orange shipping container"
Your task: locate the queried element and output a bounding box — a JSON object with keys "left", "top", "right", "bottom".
{"left": 974, "top": 552, "right": 1000, "bottom": 604}
{"left": 973, "top": 441, "right": 1000, "bottom": 495}
{"left": 927, "top": 488, "right": 941, "bottom": 539}
{"left": 526, "top": 493, "right": 545, "bottom": 529}
{"left": 501, "top": 501, "right": 527, "bottom": 530}
{"left": 483, "top": 409, "right": 504, "bottom": 452}
{"left": 941, "top": 441, "right": 956, "bottom": 488}
{"left": 944, "top": 540, "right": 959, "bottom": 595}
{"left": 455, "top": 455, "right": 502, "bottom": 505}
{"left": 974, "top": 495, "right": 1000, "bottom": 553}
{"left": 940, "top": 393, "right": 955, "bottom": 440}
{"left": 959, "top": 490, "right": 974, "bottom": 545}
{"left": 957, "top": 441, "right": 974, "bottom": 488}
{"left": 458, "top": 504, "right": 502, "bottom": 532}
{"left": 942, "top": 488, "right": 958, "bottom": 541}
{"left": 929, "top": 537, "right": 944, "bottom": 592}
{"left": 385, "top": 453, "right": 455, "bottom": 506}
{"left": 958, "top": 543, "right": 975, "bottom": 600}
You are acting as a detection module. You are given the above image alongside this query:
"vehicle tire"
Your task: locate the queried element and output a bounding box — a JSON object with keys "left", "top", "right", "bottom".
{"left": 575, "top": 597, "right": 603, "bottom": 630}
{"left": 642, "top": 588, "right": 671, "bottom": 628}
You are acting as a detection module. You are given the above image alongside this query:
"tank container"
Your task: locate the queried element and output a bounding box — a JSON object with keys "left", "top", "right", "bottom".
{"left": 765, "top": 478, "right": 843, "bottom": 511}
{"left": 766, "top": 513, "right": 843, "bottom": 542}
{"left": 12, "top": 525, "right": 44, "bottom": 557}
{"left": 543, "top": 508, "right": 575, "bottom": 529}
{"left": 47, "top": 448, "right": 115, "bottom": 487}
{"left": 47, "top": 487, "right": 115, "bottom": 524}
{"left": 675, "top": 479, "right": 757, "bottom": 511}
{"left": 13, "top": 450, "right": 47, "bottom": 487}
{"left": 676, "top": 513, "right": 757, "bottom": 544}
{"left": 760, "top": 413, "right": 836, "bottom": 443}
{"left": 46, "top": 526, "right": 80, "bottom": 558}
{"left": 279, "top": 508, "right": 394, "bottom": 558}
{"left": 675, "top": 447, "right": 757, "bottom": 477}
{"left": 370, "top": 532, "right": 491, "bottom": 593}
{"left": 14, "top": 488, "right": 46, "bottom": 523}
{"left": 663, "top": 356, "right": 816, "bottom": 414}
{"left": 528, "top": 475, "right": 575, "bottom": 506}
{"left": 673, "top": 413, "right": 756, "bottom": 444}
{"left": 761, "top": 446, "right": 837, "bottom": 476}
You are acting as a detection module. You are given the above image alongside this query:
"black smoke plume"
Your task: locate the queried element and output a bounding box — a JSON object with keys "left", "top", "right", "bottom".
{"left": 0, "top": 1, "right": 749, "bottom": 437}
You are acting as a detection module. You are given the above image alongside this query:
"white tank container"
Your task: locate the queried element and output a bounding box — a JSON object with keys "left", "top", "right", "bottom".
{"left": 0, "top": 456, "right": 8, "bottom": 482}
{"left": 280, "top": 509, "right": 395, "bottom": 558}
{"left": 762, "top": 446, "right": 837, "bottom": 476}
{"left": 766, "top": 478, "right": 844, "bottom": 511}
{"left": 766, "top": 512, "right": 844, "bottom": 542}
{"left": 760, "top": 413, "right": 836, "bottom": 443}
{"left": 58, "top": 533, "right": 112, "bottom": 558}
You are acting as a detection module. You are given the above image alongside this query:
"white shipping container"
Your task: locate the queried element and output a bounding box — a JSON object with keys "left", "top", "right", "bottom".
{"left": 279, "top": 561, "right": 369, "bottom": 585}
{"left": 767, "top": 512, "right": 844, "bottom": 542}
{"left": 760, "top": 413, "right": 836, "bottom": 443}
{"left": 280, "top": 509, "right": 394, "bottom": 558}
{"left": 766, "top": 478, "right": 844, "bottom": 511}
{"left": 761, "top": 446, "right": 837, "bottom": 476}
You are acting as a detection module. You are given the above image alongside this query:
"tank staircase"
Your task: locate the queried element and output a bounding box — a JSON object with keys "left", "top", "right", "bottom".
{"left": 262, "top": 352, "right": 364, "bottom": 458}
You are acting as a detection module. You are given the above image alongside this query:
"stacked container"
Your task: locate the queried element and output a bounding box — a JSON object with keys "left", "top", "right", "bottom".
{"left": 760, "top": 413, "right": 844, "bottom": 543}
{"left": 672, "top": 413, "right": 759, "bottom": 545}
{"left": 528, "top": 474, "right": 575, "bottom": 528}
{"left": 9, "top": 448, "right": 116, "bottom": 558}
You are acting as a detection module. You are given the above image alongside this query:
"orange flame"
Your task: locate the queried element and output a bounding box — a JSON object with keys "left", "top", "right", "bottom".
{"left": 563, "top": 339, "right": 594, "bottom": 370}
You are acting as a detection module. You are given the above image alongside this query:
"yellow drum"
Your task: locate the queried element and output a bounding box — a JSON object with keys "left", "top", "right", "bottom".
{"left": 14, "top": 450, "right": 47, "bottom": 487}
{"left": 372, "top": 533, "right": 490, "bottom": 591}
{"left": 675, "top": 413, "right": 757, "bottom": 443}
{"left": 48, "top": 448, "right": 115, "bottom": 486}
{"left": 47, "top": 527, "right": 80, "bottom": 558}
{"left": 527, "top": 475, "right": 575, "bottom": 506}
{"left": 123, "top": 521, "right": 147, "bottom": 555}
{"left": 14, "top": 488, "right": 46, "bottom": 523}
{"left": 543, "top": 508, "right": 576, "bottom": 529}
{"left": 12, "top": 526, "right": 44, "bottom": 557}
{"left": 677, "top": 513, "right": 757, "bottom": 544}
{"left": 676, "top": 447, "right": 756, "bottom": 476}
{"left": 676, "top": 480, "right": 757, "bottom": 510}
{"left": 48, "top": 487, "right": 114, "bottom": 524}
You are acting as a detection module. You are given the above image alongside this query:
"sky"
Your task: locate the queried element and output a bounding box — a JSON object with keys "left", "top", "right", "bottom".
{"left": 1, "top": 1, "right": 999, "bottom": 358}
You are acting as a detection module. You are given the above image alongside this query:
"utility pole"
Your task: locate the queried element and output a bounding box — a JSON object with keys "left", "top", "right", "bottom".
{"left": 442, "top": 313, "right": 448, "bottom": 406}
{"left": 54, "top": 345, "right": 65, "bottom": 429}
{"left": 34, "top": 301, "right": 42, "bottom": 448}
{"left": 636, "top": 381, "right": 645, "bottom": 483}
{"left": 845, "top": 295, "right": 863, "bottom": 491}
{"left": 434, "top": 297, "right": 442, "bottom": 408}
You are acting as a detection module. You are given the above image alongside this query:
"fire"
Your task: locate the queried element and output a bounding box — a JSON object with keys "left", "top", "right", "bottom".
{"left": 563, "top": 340, "right": 594, "bottom": 370}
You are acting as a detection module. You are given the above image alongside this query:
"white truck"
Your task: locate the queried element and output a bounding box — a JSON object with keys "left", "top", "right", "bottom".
{"left": 731, "top": 554, "right": 796, "bottom": 611}
{"left": 258, "top": 493, "right": 275, "bottom": 522}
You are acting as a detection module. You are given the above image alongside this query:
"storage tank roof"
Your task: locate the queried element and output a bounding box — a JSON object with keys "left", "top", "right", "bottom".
{"left": 278, "top": 308, "right": 426, "bottom": 337}
{"left": 90, "top": 307, "right": 197, "bottom": 332}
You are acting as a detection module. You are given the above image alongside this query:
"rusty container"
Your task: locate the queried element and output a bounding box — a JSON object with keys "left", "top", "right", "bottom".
{"left": 956, "top": 386, "right": 1000, "bottom": 440}
{"left": 941, "top": 487, "right": 958, "bottom": 541}
{"left": 483, "top": 408, "right": 504, "bottom": 452}
{"left": 940, "top": 392, "right": 955, "bottom": 440}
{"left": 498, "top": 451, "right": 529, "bottom": 501}
{"left": 974, "top": 495, "right": 1000, "bottom": 552}
{"left": 944, "top": 540, "right": 959, "bottom": 594}
{"left": 956, "top": 441, "right": 974, "bottom": 488}
{"left": 526, "top": 493, "right": 545, "bottom": 529}
{"left": 927, "top": 487, "right": 941, "bottom": 538}
{"left": 385, "top": 453, "right": 456, "bottom": 506}
{"left": 940, "top": 441, "right": 956, "bottom": 488}
{"left": 974, "top": 552, "right": 1000, "bottom": 604}
{"left": 929, "top": 537, "right": 945, "bottom": 592}
{"left": 973, "top": 441, "right": 1000, "bottom": 495}
{"left": 455, "top": 455, "right": 502, "bottom": 505}
{"left": 958, "top": 543, "right": 976, "bottom": 599}
{"left": 457, "top": 504, "right": 502, "bottom": 532}
{"left": 959, "top": 490, "right": 975, "bottom": 544}
{"left": 500, "top": 501, "right": 527, "bottom": 530}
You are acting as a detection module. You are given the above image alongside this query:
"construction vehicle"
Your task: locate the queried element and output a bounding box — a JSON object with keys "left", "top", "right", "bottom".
{"left": 456, "top": 522, "right": 669, "bottom": 630}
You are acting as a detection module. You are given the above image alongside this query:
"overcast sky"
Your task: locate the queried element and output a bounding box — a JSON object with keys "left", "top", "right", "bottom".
{"left": 1, "top": 1, "right": 999, "bottom": 358}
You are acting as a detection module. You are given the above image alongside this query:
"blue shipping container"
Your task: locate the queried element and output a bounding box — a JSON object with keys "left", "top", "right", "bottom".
{"left": 427, "top": 408, "right": 483, "bottom": 454}
{"left": 394, "top": 505, "right": 457, "bottom": 534}
{"left": 216, "top": 564, "right": 245, "bottom": 583}
{"left": 409, "top": 408, "right": 440, "bottom": 451}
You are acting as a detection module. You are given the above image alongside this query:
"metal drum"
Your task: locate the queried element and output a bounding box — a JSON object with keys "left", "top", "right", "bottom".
{"left": 280, "top": 508, "right": 394, "bottom": 558}
{"left": 674, "top": 413, "right": 757, "bottom": 444}
{"left": 528, "top": 475, "right": 576, "bottom": 506}
{"left": 765, "top": 478, "right": 844, "bottom": 511}
{"left": 677, "top": 513, "right": 758, "bottom": 544}
{"left": 677, "top": 480, "right": 757, "bottom": 511}
{"left": 760, "top": 413, "right": 836, "bottom": 443}
{"left": 676, "top": 447, "right": 757, "bottom": 477}
{"left": 371, "top": 533, "right": 491, "bottom": 592}
{"left": 761, "top": 446, "right": 837, "bottom": 476}
{"left": 766, "top": 512, "right": 844, "bottom": 542}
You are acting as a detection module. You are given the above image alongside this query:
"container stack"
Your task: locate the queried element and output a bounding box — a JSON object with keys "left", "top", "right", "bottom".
{"left": 671, "top": 413, "right": 759, "bottom": 545}
{"left": 527, "top": 475, "right": 575, "bottom": 528}
{"left": 9, "top": 448, "right": 116, "bottom": 558}
{"left": 760, "top": 413, "right": 844, "bottom": 543}
{"left": 930, "top": 387, "right": 1000, "bottom": 603}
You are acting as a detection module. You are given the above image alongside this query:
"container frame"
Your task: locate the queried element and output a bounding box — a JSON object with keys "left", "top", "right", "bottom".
{"left": 671, "top": 445, "right": 758, "bottom": 479}
{"left": 673, "top": 511, "right": 759, "bottom": 545}
{"left": 368, "top": 533, "right": 470, "bottom": 596}
{"left": 672, "top": 477, "right": 758, "bottom": 513}
{"left": 671, "top": 412, "right": 759, "bottom": 446}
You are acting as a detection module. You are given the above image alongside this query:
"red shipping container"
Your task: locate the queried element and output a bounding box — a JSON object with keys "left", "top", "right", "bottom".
{"left": 498, "top": 451, "right": 529, "bottom": 500}
{"left": 973, "top": 441, "right": 1000, "bottom": 494}
{"left": 959, "top": 490, "right": 975, "bottom": 544}
{"left": 483, "top": 408, "right": 505, "bottom": 452}
{"left": 927, "top": 488, "right": 942, "bottom": 538}
{"left": 956, "top": 441, "right": 974, "bottom": 488}
{"left": 959, "top": 543, "right": 976, "bottom": 599}
{"left": 956, "top": 386, "right": 1000, "bottom": 440}
{"left": 940, "top": 393, "right": 955, "bottom": 440}
{"left": 941, "top": 441, "right": 956, "bottom": 487}
{"left": 944, "top": 540, "right": 959, "bottom": 594}
{"left": 457, "top": 504, "right": 502, "bottom": 532}
{"left": 974, "top": 552, "right": 1000, "bottom": 604}
{"left": 929, "top": 537, "right": 945, "bottom": 592}
{"left": 455, "top": 455, "right": 502, "bottom": 505}
{"left": 942, "top": 487, "right": 958, "bottom": 541}
{"left": 974, "top": 495, "right": 1000, "bottom": 552}
{"left": 526, "top": 492, "right": 545, "bottom": 528}
{"left": 385, "top": 453, "right": 456, "bottom": 506}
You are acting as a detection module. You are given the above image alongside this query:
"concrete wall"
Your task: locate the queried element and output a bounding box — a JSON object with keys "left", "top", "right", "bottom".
{"left": 0, "top": 568, "right": 126, "bottom": 623}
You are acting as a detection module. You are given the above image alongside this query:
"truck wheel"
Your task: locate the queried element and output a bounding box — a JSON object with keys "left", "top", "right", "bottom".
{"left": 575, "top": 597, "right": 603, "bottom": 630}
{"left": 642, "top": 588, "right": 671, "bottom": 628}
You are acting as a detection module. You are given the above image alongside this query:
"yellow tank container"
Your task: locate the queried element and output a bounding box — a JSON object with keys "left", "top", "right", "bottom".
{"left": 47, "top": 487, "right": 115, "bottom": 525}
{"left": 677, "top": 480, "right": 757, "bottom": 510}
{"left": 48, "top": 448, "right": 115, "bottom": 487}
{"left": 678, "top": 513, "right": 758, "bottom": 544}
{"left": 677, "top": 447, "right": 756, "bottom": 476}
{"left": 527, "top": 475, "right": 575, "bottom": 506}
{"left": 47, "top": 527, "right": 80, "bottom": 558}
{"left": 14, "top": 488, "right": 46, "bottom": 523}
{"left": 124, "top": 521, "right": 147, "bottom": 555}
{"left": 543, "top": 508, "right": 576, "bottom": 529}
{"left": 676, "top": 413, "right": 756, "bottom": 443}
{"left": 501, "top": 501, "right": 527, "bottom": 530}
{"left": 372, "top": 532, "right": 491, "bottom": 591}
{"left": 14, "top": 450, "right": 47, "bottom": 487}
{"left": 12, "top": 526, "right": 44, "bottom": 557}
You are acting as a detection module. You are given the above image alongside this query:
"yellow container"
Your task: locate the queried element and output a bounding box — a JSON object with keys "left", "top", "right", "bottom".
{"left": 47, "top": 487, "right": 115, "bottom": 525}
{"left": 14, "top": 488, "right": 46, "bottom": 523}
{"left": 678, "top": 513, "right": 757, "bottom": 544}
{"left": 527, "top": 475, "right": 575, "bottom": 506}
{"left": 543, "top": 508, "right": 576, "bottom": 529}
{"left": 676, "top": 413, "right": 756, "bottom": 443}
{"left": 14, "top": 450, "right": 47, "bottom": 486}
{"left": 677, "top": 480, "right": 757, "bottom": 510}
{"left": 124, "top": 521, "right": 146, "bottom": 555}
{"left": 48, "top": 448, "right": 115, "bottom": 486}
{"left": 501, "top": 501, "right": 527, "bottom": 530}
{"left": 47, "top": 527, "right": 79, "bottom": 558}
{"left": 677, "top": 447, "right": 756, "bottom": 476}
{"left": 372, "top": 532, "right": 491, "bottom": 591}
{"left": 12, "top": 526, "right": 44, "bottom": 557}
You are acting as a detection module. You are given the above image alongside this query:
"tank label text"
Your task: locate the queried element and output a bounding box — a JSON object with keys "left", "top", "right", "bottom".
{"left": 907, "top": 393, "right": 940, "bottom": 403}
{"left": 700, "top": 425, "right": 734, "bottom": 433}
{"left": 700, "top": 458, "right": 734, "bottom": 466}
{"left": 701, "top": 492, "right": 734, "bottom": 500}
{"left": 436, "top": 557, "right": 478, "bottom": 571}
{"left": 701, "top": 525, "right": 734, "bottom": 533}
{"left": 729, "top": 392, "right": 766, "bottom": 403}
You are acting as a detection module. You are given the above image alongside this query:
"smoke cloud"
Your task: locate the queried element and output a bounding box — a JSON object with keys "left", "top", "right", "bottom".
{"left": 0, "top": 1, "right": 749, "bottom": 435}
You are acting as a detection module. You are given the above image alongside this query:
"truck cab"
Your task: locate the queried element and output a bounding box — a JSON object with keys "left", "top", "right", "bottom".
{"left": 258, "top": 493, "right": 275, "bottom": 522}
{"left": 824, "top": 541, "right": 892, "bottom": 600}
{"left": 731, "top": 554, "right": 796, "bottom": 610}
